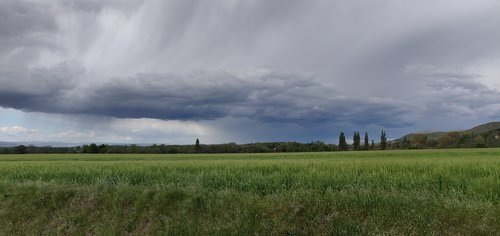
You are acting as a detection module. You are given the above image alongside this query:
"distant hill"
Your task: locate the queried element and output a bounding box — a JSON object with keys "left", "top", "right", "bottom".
{"left": 0, "top": 141, "right": 17, "bottom": 147}
{"left": 398, "top": 131, "right": 446, "bottom": 142}
{"left": 397, "top": 122, "right": 500, "bottom": 142}
{"left": 464, "top": 122, "right": 500, "bottom": 135}
{"left": 0, "top": 141, "right": 158, "bottom": 147}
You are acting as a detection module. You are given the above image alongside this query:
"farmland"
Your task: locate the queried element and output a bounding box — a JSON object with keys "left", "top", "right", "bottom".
{"left": 0, "top": 149, "right": 499, "bottom": 235}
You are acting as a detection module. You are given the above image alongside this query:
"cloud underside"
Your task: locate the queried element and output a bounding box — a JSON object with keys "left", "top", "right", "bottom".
{"left": 1, "top": 0, "right": 500, "bottom": 132}
{"left": 0, "top": 63, "right": 411, "bottom": 127}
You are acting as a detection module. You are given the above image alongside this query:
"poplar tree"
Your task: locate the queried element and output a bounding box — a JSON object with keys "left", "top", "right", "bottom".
{"left": 195, "top": 138, "right": 200, "bottom": 153}
{"left": 353, "top": 132, "right": 361, "bottom": 150}
{"left": 339, "top": 132, "right": 348, "bottom": 151}
{"left": 364, "top": 132, "right": 369, "bottom": 150}
{"left": 380, "top": 130, "right": 387, "bottom": 150}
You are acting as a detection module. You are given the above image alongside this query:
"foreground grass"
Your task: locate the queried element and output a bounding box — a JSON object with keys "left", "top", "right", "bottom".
{"left": 0, "top": 149, "right": 499, "bottom": 235}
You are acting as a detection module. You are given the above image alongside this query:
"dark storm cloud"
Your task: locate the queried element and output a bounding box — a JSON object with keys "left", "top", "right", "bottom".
{"left": 0, "top": 66, "right": 411, "bottom": 127}
{"left": 1, "top": 0, "right": 500, "bottom": 138}
{"left": 0, "top": 62, "right": 81, "bottom": 111}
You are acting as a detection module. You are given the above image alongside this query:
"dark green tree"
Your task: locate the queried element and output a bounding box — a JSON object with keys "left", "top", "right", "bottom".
{"left": 353, "top": 132, "right": 361, "bottom": 150}
{"left": 195, "top": 138, "right": 200, "bottom": 153}
{"left": 364, "top": 132, "right": 369, "bottom": 150}
{"left": 98, "top": 144, "right": 108, "bottom": 153}
{"left": 338, "top": 132, "right": 348, "bottom": 151}
{"left": 88, "top": 143, "right": 99, "bottom": 153}
{"left": 380, "top": 130, "right": 387, "bottom": 150}
{"left": 14, "top": 145, "right": 28, "bottom": 154}
{"left": 371, "top": 140, "right": 375, "bottom": 149}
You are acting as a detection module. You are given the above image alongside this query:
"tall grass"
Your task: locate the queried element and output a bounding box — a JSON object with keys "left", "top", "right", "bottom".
{"left": 0, "top": 149, "right": 499, "bottom": 235}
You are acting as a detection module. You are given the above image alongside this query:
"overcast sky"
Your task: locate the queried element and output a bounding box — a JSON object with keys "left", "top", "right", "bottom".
{"left": 1, "top": 0, "right": 500, "bottom": 144}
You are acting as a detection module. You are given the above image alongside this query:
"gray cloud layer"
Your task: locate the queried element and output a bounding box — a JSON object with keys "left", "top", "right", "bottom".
{"left": 1, "top": 0, "right": 500, "bottom": 138}
{"left": 0, "top": 65, "right": 412, "bottom": 127}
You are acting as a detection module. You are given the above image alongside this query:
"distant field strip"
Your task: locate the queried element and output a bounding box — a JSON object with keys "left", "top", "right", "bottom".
{"left": 0, "top": 149, "right": 499, "bottom": 235}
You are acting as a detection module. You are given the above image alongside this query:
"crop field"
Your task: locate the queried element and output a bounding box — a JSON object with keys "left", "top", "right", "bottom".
{"left": 0, "top": 149, "right": 499, "bottom": 235}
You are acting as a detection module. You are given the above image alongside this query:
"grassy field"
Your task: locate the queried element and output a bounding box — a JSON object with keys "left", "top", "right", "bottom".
{"left": 0, "top": 149, "right": 499, "bottom": 235}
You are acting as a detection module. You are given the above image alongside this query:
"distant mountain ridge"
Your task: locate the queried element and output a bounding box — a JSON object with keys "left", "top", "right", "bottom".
{"left": 0, "top": 141, "right": 149, "bottom": 147}
{"left": 398, "top": 122, "right": 500, "bottom": 142}
{"left": 0, "top": 141, "right": 83, "bottom": 147}
{"left": 465, "top": 122, "right": 500, "bottom": 134}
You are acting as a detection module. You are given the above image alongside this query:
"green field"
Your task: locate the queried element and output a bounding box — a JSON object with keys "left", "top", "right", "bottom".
{"left": 0, "top": 149, "right": 499, "bottom": 235}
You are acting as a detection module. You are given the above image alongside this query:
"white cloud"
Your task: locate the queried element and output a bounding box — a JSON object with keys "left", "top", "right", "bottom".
{"left": 49, "top": 130, "right": 96, "bottom": 140}
{"left": 0, "top": 125, "right": 39, "bottom": 141}
{"left": 0, "top": 125, "right": 37, "bottom": 135}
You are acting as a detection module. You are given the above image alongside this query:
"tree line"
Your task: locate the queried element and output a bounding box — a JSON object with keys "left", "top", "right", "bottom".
{"left": 0, "top": 130, "right": 389, "bottom": 154}
{"left": 0, "top": 141, "right": 334, "bottom": 154}
{"left": 2, "top": 128, "right": 499, "bottom": 154}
